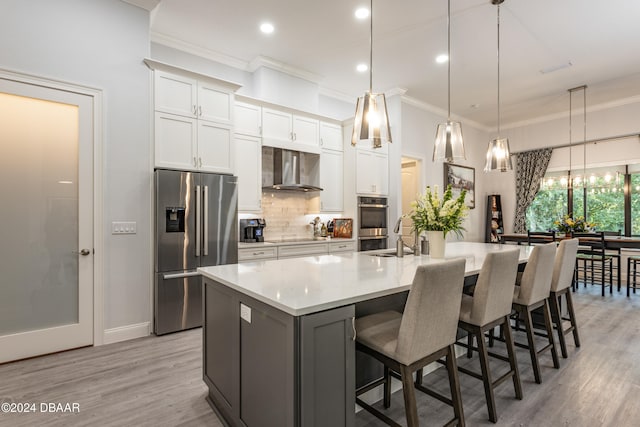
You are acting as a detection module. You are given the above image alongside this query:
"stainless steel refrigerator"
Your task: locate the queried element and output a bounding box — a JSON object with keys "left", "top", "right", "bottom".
{"left": 154, "top": 169, "right": 238, "bottom": 335}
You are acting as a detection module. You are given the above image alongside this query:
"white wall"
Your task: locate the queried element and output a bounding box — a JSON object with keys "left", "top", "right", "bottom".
{"left": 0, "top": 0, "right": 152, "bottom": 337}
{"left": 399, "top": 100, "right": 490, "bottom": 242}
{"left": 485, "top": 98, "right": 640, "bottom": 232}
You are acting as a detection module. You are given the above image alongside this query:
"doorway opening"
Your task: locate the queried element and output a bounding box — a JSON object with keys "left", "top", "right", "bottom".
{"left": 400, "top": 156, "right": 423, "bottom": 247}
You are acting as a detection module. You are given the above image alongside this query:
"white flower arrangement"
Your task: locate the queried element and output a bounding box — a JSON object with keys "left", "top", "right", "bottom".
{"left": 409, "top": 185, "right": 468, "bottom": 238}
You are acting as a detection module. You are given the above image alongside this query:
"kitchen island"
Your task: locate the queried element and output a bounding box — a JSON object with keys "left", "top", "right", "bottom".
{"left": 198, "top": 242, "right": 532, "bottom": 427}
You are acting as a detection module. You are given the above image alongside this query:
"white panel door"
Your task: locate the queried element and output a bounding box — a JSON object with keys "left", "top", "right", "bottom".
{"left": 155, "top": 112, "right": 198, "bottom": 170}
{"left": 320, "top": 150, "right": 344, "bottom": 212}
{"left": 235, "top": 135, "right": 262, "bottom": 211}
{"left": 235, "top": 102, "right": 262, "bottom": 137}
{"left": 262, "top": 108, "right": 292, "bottom": 148}
{"left": 198, "top": 83, "right": 232, "bottom": 124}
{"left": 292, "top": 115, "right": 319, "bottom": 149}
{"left": 319, "top": 122, "right": 343, "bottom": 151}
{"left": 0, "top": 78, "right": 94, "bottom": 363}
{"left": 198, "top": 121, "right": 234, "bottom": 174}
{"left": 154, "top": 71, "right": 197, "bottom": 118}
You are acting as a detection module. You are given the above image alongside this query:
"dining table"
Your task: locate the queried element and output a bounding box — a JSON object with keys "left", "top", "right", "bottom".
{"left": 500, "top": 233, "right": 640, "bottom": 250}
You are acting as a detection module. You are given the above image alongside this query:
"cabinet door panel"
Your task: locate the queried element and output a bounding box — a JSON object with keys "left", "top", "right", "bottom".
{"left": 293, "top": 116, "right": 319, "bottom": 148}
{"left": 320, "top": 122, "right": 343, "bottom": 151}
{"left": 356, "top": 150, "right": 374, "bottom": 194}
{"left": 235, "top": 102, "right": 262, "bottom": 136}
{"left": 320, "top": 150, "right": 344, "bottom": 212}
{"left": 262, "top": 108, "right": 292, "bottom": 147}
{"left": 154, "top": 71, "right": 197, "bottom": 117}
{"left": 155, "top": 112, "right": 197, "bottom": 170}
{"left": 198, "top": 122, "right": 233, "bottom": 174}
{"left": 375, "top": 153, "right": 389, "bottom": 196}
{"left": 235, "top": 135, "right": 262, "bottom": 212}
{"left": 198, "top": 83, "right": 232, "bottom": 124}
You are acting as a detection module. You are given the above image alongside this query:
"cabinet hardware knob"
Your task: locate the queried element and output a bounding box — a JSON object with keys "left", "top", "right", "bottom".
{"left": 193, "top": 157, "right": 197, "bottom": 166}
{"left": 199, "top": 106, "right": 202, "bottom": 116}
{"left": 351, "top": 317, "right": 357, "bottom": 341}
{"left": 193, "top": 105, "right": 197, "bottom": 115}
{"left": 73, "top": 249, "right": 91, "bottom": 256}
{"left": 198, "top": 157, "right": 202, "bottom": 168}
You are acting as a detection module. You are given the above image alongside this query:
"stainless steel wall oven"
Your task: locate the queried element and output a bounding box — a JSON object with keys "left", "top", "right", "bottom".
{"left": 358, "top": 196, "right": 388, "bottom": 251}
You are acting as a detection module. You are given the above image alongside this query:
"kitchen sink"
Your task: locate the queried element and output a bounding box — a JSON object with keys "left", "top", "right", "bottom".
{"left": 369, "top": 249, "right": 413, "bottom": 257}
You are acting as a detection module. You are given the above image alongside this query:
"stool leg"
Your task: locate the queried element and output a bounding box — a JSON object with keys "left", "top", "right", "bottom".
{"left": 383, "top": 366, "right": 391, "bottom": 408}
{"left": 543, "top": 299, "right": 560, "bottom": 369}
{"left": 521, "top": 306, "right": 542, "bottom": 384}
{"left": 549, "top": 292, "right": 568, "bottom": 358}
{"left": 400, "top": 365, "right": 419, "bottom": 427}
{"left": 628, "top": 258, "right": 631, "bottom": 297}
{"left": 566, "top": 290, "right": 581, "bottom": 348}
{"left": 502, "top": 315, "right": 522, "bottom": 400}
{"left": 476, "top": 327, "right": 497, "bottom": 423}
{"left": 446, "top": 344, "right": 465, "bottom": 427}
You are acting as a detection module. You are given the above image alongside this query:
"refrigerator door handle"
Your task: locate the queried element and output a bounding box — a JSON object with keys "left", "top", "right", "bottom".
{"left": 196, "top": 184, "right": 201, "bottom": 257}
{"left": 203, "top": 185, "right": 209, "bottom": 256}
{"left": 163, "top": 271, "right": 200, "bottom": 280}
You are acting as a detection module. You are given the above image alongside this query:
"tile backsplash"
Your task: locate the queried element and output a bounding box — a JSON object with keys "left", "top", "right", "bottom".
{"left": 258, "top": 191, "right": 334, "bottom": 240}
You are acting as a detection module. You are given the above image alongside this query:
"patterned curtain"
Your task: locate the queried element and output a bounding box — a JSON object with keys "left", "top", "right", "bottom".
{"left": 514, "top": 148, "right": 553, "bottom": 233}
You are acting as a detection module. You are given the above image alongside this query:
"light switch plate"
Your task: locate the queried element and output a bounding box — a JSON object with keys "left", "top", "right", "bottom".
{"left": 240, "top": 303, "right": 251, "bottom": 323}
{"left": 112, "top": 221, "right": 137, "bottom": 234}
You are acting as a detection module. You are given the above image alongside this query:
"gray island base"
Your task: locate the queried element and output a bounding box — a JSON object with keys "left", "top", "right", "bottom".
{"left": 199, "top": 243, "right": 532, "bottom": 427}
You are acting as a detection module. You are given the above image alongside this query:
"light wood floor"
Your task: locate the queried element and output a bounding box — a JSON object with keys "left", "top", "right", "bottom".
{"left": 1, "top": 285, "right": 639, "bottom": 426}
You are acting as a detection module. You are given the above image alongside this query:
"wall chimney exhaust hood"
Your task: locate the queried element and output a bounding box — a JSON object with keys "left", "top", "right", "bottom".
{"left": 263, "top": 148, "right": 323, "bottom": 192}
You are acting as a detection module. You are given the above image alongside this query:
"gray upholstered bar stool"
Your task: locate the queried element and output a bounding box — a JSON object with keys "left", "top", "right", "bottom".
{"left": 548, "top": 238, "right": 581, "bottom": 358}
{"left": 355, "top": 259, "right": 466, "bottom": 427}
{"left": 457, "top": 249, "right": 522, "bottom": 423}
{"left": 512, "top": 242, "right": 559, "bottom": 384}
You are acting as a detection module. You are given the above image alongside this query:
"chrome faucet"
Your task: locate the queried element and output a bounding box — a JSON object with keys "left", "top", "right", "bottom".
{"left": 394, "top": 217, "right": 416, "bottom": 256}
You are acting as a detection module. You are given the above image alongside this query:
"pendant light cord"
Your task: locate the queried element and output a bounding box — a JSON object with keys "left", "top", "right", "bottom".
{"left": 496, "top": 2, "right": 501, "bottom": 136}
{"left": 369, "top": 0, "right": 373, "bottom": 94}
{"left": 447, "top": 0, "right": 451, "bottom": 120}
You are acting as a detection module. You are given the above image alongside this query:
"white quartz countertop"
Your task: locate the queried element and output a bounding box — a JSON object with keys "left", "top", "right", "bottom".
{"left": 199, "top": 242, "right": 533, "bottom": 317}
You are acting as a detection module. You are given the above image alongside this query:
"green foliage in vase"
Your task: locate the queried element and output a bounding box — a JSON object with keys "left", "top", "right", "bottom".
{"left": 409, "top": 185, "right": 467, "bottom": 238}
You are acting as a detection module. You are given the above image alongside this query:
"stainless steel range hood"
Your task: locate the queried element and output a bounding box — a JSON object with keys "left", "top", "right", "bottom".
{"left": 263, "top": 148, "right": 323, "bottom": 192}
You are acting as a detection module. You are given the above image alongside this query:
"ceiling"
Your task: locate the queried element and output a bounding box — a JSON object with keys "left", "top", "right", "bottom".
{"left": 149, "top": 0, "right": 640, "bottom": 129}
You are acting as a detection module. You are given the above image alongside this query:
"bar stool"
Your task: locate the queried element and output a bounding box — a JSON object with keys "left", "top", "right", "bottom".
{"left": 548, "top": 238, "right": 581, "bottom": 358}
{"left": 512, "top": 243, "right": 559, "bottom": 384}
{"left": 527, "top": 230, "right": 556, "bottom": 246}
{"left": 627, "top": 255, "right": 640, "bottom": 297}
{"left": 457, "top": 250, "right": 522, "bottom": 423}
{"left": 573, "top": 231, "right": 613, "bottom": 296}
{"left": 355, "top": 259, "right": 466, "bottom": 427}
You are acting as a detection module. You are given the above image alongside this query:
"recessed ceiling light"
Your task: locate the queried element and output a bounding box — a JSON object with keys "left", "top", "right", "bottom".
{"left": 260, "top": 22, "right": 275, "bottom": 34}
{"left": 355, "top": 7, "right": 370, "bottom": 20}
{"left": 356, "top": 63, "right": 368, "bottom": 72}
{"left": 436, "top": 54, "right": 449, "bottom": 64}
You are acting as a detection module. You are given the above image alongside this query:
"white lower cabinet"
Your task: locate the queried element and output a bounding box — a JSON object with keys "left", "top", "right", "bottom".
{"left": 235, "top": 135, "right": 262, "bottom": 212}
{"left": 238, "top": 246, "right": 278, "bottom": 262}
{"left": 278, "top": 244, "right": 328, "bottom": 259}
{"left": 356, "top": 150, "right": 389, "bottom": 195}
{"left": 320, "top": 149, "right": 344, "bottom": 212}
{"left": 328, "top": 241, "right": 357, "bottom": 253}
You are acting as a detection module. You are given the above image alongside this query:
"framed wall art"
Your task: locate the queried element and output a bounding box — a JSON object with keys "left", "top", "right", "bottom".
{"left": 333, "top": 218, "right": 353, "bottom": 238}
{"left": 444, "top": 163, "right": 475, "bottom": 209}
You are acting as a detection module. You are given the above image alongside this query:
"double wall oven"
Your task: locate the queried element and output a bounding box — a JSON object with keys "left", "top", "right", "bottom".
{"left": 358, "top": 196, "right": 388, "bottom": 251}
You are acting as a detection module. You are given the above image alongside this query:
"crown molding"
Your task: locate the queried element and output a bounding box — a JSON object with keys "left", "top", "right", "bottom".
{"left": 150, "top": 31, "right": 250, "bottom": 71}
{"left": 120, "top": 0, "right": 160, "bottom": 12}
{"left": 247, "top": 56, "right": 323, "bottom": 84}
{"left": 401, "top": 95, "right": 491, "bottom": 132}
{"left": 502, "top": 94, "right": 640, "bottom": 131}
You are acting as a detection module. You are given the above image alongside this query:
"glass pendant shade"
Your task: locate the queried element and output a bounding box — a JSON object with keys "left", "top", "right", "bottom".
{"left": 484, "top": 137, "right": 513, "bottom": 172}
{"left": 433, "top": 120, "right": 465, "bottom": 162}
{"left": 351, "top": 91, "right": 392, "bottom": 148}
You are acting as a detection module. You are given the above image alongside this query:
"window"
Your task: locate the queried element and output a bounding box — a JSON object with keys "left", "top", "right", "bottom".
{"left": 527, "top": 167, "right": 625, "bottom": 233}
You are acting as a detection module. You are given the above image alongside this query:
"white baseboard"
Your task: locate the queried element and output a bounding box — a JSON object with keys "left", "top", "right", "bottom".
{"left": 102, "top": 322, "right": 151, "bottom": 345}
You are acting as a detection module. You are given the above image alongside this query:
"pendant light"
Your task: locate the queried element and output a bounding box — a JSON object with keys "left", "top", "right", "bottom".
{"left": 484, "top": 0, "right": 512, "bottom": 172}
{"left": 351, "top": 0, "right": 392, "bottom": 149}
{"left": 433, "top": 0, "right": 465, "bottom": 162}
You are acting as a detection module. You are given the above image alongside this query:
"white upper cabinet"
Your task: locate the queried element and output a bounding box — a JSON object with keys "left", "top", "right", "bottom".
{"left": 152, "top": 67, "right": 238, "bottom": 174}
{"left": 356, "top": 149, "right": 388, "bottom": 196}
{"left": 154, "top": 71, "right": 197, "bottom": 118}
{"left": 235, "top": 102, "right": 262, "bottom": 137}
{"left": 319, "top": 122, "right": 343, "bottom": 151}
{"left": 262, "top": 107, "right": 319, "bottom": 153}
{"left": 320, "top": 149, "right": 344, "bottom": 212}
{"left": 235, "top": 134, "right": 262, "bottom": 212}
{"left": 155, "top": 71, "right": 232, "bottom": 125}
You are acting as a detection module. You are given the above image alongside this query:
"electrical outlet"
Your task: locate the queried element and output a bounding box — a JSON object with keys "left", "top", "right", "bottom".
{"left": 240, "top": 303, "right": 251, "bottom": 323}
{"left": 112, "top": 221, "right": 137, "bottom": 234}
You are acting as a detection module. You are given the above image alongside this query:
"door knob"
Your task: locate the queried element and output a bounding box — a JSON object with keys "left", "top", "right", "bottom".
{"left": 74, "top": 249, "right": 91, "bottom": 256}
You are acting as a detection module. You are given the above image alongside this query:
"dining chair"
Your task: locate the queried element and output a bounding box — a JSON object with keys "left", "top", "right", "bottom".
{"left": 627, "top": 255, "right": 640, "bottom": 297}
{"left": 354, "top": 259, "right": 466, "bottom": 427}
{"left": 572, "top": 231, "right": 613, "bottom": 296}
{"left": 548, "top": 238, "right": 581, "bottom": 358}
{"left": 527, "top": 230, "right": 556, "bottom": 246}
{"left": 512, "top": 242, "right": 559, "bottom": 384}
{"left": 457, "top": 250, "right": 522, "bottom": 423}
